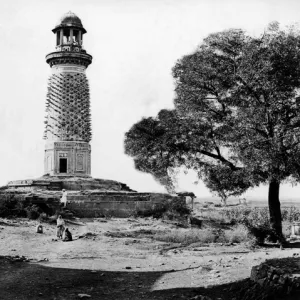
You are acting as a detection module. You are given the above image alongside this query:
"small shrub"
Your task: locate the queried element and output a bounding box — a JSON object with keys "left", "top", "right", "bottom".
{"left": 154, "top": 226, "right": 254, "bottom": 246}
{"left": 196, "top": 209, "right": 232, "bottom": 224}
{"left": 197, "top": 205, "right": 284, "bottom": 245}
{"left": 25, "top": 205, "right": 41, "bottom": 220}
{"left": 52, "top": 210, "right": 76, "bottom": 220}
{"left": 154, "top": 228, "right": 218, "bottom": 244}
{"left": 104, "top": 214, "right": 113, "bottom": 220}
{"left": 281, "top": 206, "right": 300, "bottom": 223}
{"left": 222, "top": 207, "right": 252, "bottom": 223}
{"left": 235, "top": 207, "right": 275, "bottom": 244}
{"left": 0, "top": 194, "right": 27, "bottom": 218}
{"left": 134, "top": 197, "right": 191, "bottom": 220}
{"left": 38, "top": 213, "right": 50, "bottom": 223}
{"left": 223, "top": 224, "right": 251, "bottom": 243}
{"left": 0, "top": 193, "right": 58, "bottom": 220}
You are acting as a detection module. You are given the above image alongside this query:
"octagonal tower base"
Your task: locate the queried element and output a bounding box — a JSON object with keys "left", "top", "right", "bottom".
{"left": 44, "top": 141, "right": 91, "bottom": 177}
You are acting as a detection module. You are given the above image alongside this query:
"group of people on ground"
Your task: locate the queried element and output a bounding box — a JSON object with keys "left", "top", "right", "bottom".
{"left": 36, "top": 189, "right": 72, "bottom": 241}
{"left": 56, "top": 215, "right": 72, "bottom": 241}
{"left": 57, "top": 189, "right": 72, "bottom": 241}
{"left": 36, "top": 215, "right": 72, "bottom": 241}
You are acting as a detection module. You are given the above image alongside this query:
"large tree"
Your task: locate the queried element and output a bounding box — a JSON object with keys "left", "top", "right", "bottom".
{"left": 124, "top": 23, "right": 300, "bottom": 240}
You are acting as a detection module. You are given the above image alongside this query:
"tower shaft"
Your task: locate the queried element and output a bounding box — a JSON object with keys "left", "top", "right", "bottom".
{"left": 44, "top": 12, "right": 92, "bottom": 177}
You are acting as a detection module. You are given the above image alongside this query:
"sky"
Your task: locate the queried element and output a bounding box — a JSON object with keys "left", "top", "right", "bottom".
{"left": 1, "top": 0, "right": 300, "bottom": 200}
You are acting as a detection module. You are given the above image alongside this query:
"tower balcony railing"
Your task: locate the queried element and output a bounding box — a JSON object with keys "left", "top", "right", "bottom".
{"left": 55, "top": 44, "right": 85, "bottom": 53}
{"left": 45, "top": 50, "right": 93, "bottom": 67}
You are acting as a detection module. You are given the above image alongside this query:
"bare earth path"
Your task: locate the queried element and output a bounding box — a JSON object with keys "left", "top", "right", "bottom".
{"left": 0, "top": 217, "right": 299, "bottom": 299}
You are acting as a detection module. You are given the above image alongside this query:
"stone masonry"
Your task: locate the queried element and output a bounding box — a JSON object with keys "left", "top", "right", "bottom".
{"left": 0, "top": 12, "right": 184, "bottom": 218}
{"left": 43, "top": 11, "right": 92, "bottom": 177}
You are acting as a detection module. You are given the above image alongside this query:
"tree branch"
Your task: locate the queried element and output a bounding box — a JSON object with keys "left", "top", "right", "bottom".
{"left": 200, "top": 149, "right": 241, "bottom": 171}
{"left": 236, "top": 75, "right": 262, "bottom": 104}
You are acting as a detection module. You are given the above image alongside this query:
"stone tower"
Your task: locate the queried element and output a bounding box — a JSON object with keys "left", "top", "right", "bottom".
{"left": 44, "top": 12, "right": 93, "bottom": 177}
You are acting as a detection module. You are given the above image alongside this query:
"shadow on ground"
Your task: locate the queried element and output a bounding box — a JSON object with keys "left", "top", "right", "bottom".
{"left": 1, "top": 257, "right": 300, "bottom": 300}
{"left": 259, "top": 242, "right": 300, "bottom": 249}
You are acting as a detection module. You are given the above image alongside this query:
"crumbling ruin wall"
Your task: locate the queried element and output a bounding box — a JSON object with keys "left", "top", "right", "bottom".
{"left": 0, "top": 184, "right": 183, "bottom": 218}
{"left": 249, "top": 257, "right": 300, "bottom": 299}
{"left": 66, "top": 192, "right": 179, "bottom": 217}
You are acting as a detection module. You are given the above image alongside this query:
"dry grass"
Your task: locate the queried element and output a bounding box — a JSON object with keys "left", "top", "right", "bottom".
{"left": 196, "top": 209, "right": 231, "bottom": 223}
{"left": 223, "top": 224, "right": 252, "bottom": 243}
{"left": 153, "top": 225, "right": 252, "bottom": 245}
{"left": 193, "top": 205, "right": 300, "bottom": 243}
{"left": 195, "top": 205, "right": 300, "bottom": 225}
{"left": 154, "top": 228, "right": 218, "bottom": 244}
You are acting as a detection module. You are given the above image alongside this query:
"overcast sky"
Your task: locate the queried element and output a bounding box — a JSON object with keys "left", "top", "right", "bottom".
{"left": 1, "top": 0, "right": 300, "bottom": 200}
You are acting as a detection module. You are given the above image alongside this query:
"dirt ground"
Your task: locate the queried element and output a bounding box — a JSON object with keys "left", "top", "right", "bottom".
{"left": 0, "top": 216, "right": 300, "bottom": 300}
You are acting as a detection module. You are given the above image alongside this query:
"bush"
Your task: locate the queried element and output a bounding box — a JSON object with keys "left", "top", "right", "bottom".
{"left": 197, "top": 206, "right": 280, "bottom": 244}
{"left": 198, "top": 209, "right": 232, "bottom": 224}
{"left": 0, "top": 193, "right": 57, "bottom": 220}
{"left": 208, "top": 206, "right": 273, "bottom": 244}
{"left": 38, "top": 212, "right": 50, "bottom": 223}
{"left": 237, "top": 207, "right": 277, "bottom": 244}
{"left": 154, "top": 225, "right": 253, "bottom": 245}
{"left": 154, "top": 228, "right": 218, "bottom": 244}
{"left": 0, "top": 194, "right": 27, "bottom": 218}
{"left": 281, "top": 206, "right": 300, "bottom": 223}
{"left": 223, "top": 224, "right": 252, "bottom": 243}
{"left": 134, "top": 197, "right": 191, "bottom": 220}
{"left": 222, "top": 207, "right": 252, "bottom": 223}
{"left": 25, "top": 205, "right": 41, "bottom": 220}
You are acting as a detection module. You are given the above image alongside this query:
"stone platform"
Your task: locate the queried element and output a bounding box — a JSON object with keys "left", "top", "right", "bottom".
{"left": 6, "top": 175, "right": 134, "bottom": 192}
{"left": 1, "top": 176, "right": 181, "bottom": 217}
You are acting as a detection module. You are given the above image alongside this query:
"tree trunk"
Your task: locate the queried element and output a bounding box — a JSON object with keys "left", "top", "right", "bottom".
{"left": 268, "top": 178, "right": 284, "bottom": 242}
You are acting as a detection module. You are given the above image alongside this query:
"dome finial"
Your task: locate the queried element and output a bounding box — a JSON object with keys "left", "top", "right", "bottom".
{"left": 53, "top": 11, "right": 86, "bottom": 34}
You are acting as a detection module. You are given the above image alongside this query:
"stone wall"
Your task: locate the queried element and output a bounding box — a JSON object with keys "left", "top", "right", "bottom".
{"left": 66, "top": 192, "right": 178, "bottom": 217}
{"left": 250, "top": 257, "right": 300, "bottom": 299}
{"left": 1, "top": 175, "right": 184, "bottom": 218}
{"left": 0, "top": 184, "right": 182, "bottom": 218}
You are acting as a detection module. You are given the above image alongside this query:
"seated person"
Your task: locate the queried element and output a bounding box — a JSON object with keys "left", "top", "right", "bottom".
{"left": 62, "top": 228, "right": 72, "bottom": 242}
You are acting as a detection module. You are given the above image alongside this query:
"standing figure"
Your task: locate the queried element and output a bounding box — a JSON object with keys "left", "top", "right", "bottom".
{"left": 60, "top": 189, "right": 68, "bottom": 207}
{"left": 56, "top": 215, "right": 65, "bottom": 239}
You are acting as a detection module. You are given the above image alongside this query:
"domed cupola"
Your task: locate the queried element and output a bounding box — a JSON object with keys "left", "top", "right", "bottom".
{"left": 55, "top": 11, "right": 85, "bottom": 31}
{"left": 45, "top": 11, "right": 92, "bottom": 68}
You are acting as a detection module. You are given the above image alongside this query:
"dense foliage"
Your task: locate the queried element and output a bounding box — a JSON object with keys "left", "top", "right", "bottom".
{"left": 125, "top": 23, "right": 300, "bottom": 240}
{"left": 0, "top": 193, "right": 45, "bottom": 220}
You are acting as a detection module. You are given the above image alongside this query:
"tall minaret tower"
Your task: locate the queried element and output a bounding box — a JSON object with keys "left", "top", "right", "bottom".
{"left": 44, "top": 12, "right": 93, "bottom": 177}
